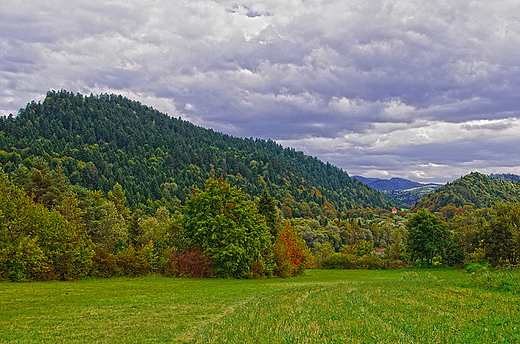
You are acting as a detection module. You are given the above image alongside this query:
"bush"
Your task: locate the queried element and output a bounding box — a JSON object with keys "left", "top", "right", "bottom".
{"left": 358, "top": 254, "right": 385, "bottom": 270}
{"left": 91, "top": 248, "right": 119, "bottom": 278}
{"left": 320, "top": 253, "right": 357, "bottom": 269}
{"left": 384, "top": 259, "right": 409, "bottom": 270}
{"left": 163, "top": 249, "right": 214, "bottom": 278}
{"left": 116, "top": 245, "right": 151, "bottom": 277}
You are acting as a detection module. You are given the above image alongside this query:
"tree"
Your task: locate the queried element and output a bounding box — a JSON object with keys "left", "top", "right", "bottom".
{"left": 11, "top": 157, "right": 70, "bottom": 209}
{"left": 184, "top": 177, "right": 273, "bottom": 278}
{"left": 449, "top": 207, "right": 490, "bottom": 262}
{"left": 273, "top": 221, "right": 312, "bottom": 277}
{"left": 83, "top": 191, "right": 128, "bottom": 253}
{"left": 0, "top": 169, "right": 93, "bottom": 281}
{"left": 406, "top": 209, "right": 450, "bottom": 265}
{"left": 483, "top": 203, "right": 520, "bottom": 266}
{"left": 256, "top": 188, "right": 279, "bottom": 240}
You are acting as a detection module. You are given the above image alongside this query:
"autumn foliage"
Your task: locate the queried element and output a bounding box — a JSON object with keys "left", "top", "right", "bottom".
{"left": 274, "top": 221, "right": 312, "bottom": 278}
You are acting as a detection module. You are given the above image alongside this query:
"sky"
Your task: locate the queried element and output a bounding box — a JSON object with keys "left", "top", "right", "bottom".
{"left": 2, "top": 0, "right": 520, "bottom": 184}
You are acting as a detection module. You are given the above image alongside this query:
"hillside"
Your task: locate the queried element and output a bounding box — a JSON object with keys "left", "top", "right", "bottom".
{"left": 383, "top": 185, "right": 443, "bottom": 206}
{"left": 412, "top": 171, "right": 520, "bottom": 212}
{"left": 0, "top": 90, "right": 396, "bottom": 216}
{"left": 353, "top": 176, "right": 442, "bottom": 206}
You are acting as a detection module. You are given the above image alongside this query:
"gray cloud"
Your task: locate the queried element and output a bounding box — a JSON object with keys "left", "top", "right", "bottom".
{"left": 2, "top": 0, "right": 520, "bottom": 183}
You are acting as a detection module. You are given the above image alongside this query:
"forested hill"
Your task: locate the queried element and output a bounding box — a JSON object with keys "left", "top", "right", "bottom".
{"left": 0, "top": 90, "right": 395, "bottom": 216}
{"left": 412, "top": 172, "right": 520, "bottom": 212}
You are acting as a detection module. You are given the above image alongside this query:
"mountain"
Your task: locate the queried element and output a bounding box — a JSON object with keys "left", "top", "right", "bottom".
{"left": 352, "top": 176, "right": 440, "bottom": 191}
{"left": 412, "top": 171, "right": 520, "bottom": 212}
{"left": 0, "top": 90, "right": 397, "bottom": 216}
{"left": 488, "top": 173, "right": 520, "bottom": 183}
{"left": 353, "top": 176, "right": 442, "bottom": 206}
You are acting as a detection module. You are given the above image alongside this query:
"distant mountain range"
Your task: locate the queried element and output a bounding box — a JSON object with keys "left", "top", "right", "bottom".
{"left": 352, "top": 176, "right": 441, "bottom": 191}
{"left": 352, "top": 176, "right": 442, "bottom": 206}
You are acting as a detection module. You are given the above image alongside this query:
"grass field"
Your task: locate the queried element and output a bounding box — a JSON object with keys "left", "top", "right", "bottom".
{"left": 1, "top": 269, "right": 519, "bottom": 343}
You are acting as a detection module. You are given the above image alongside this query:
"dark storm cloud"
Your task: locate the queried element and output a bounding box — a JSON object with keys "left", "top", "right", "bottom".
{"left": 2, "top": 0, "right": 520, "bottom": 182}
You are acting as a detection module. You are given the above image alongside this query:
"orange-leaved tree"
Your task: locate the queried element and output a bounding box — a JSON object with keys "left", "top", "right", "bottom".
{"left": 274, "top": 221, "right": 312, "bottom": 278}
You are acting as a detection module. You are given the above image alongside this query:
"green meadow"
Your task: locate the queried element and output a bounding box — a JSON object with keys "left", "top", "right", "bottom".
{"left": 1, "top": 269, "right": 519, "bottom": 343}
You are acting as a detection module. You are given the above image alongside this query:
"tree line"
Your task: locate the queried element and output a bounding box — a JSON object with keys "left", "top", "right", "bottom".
{"left": 2, "top": 159, "right": 518, "bottom": 282}
{"left": 0, "top": 161, "right": 311, "bottom": 281}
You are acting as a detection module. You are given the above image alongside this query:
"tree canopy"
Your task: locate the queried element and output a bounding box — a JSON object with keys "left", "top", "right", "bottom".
{"left": 184, "top": 177, "right": 273, "bottom": 278}
{"left": 0, "top": 89, "right": 396, "bottom": 217}
{"left": 406, "top": 209, "right": 449, "bottom": 265}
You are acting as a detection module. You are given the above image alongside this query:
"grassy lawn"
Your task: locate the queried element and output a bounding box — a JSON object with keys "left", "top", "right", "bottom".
{"left": 1, "top": 269, "right": 519, "bottom": 343}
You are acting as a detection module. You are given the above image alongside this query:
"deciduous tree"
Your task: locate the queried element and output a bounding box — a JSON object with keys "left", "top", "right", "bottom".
{"left": 184, "top": 177, "right": 273, "bottom": 278}
{"left": 406, "top": 209, "right": 449, "bottom": 265}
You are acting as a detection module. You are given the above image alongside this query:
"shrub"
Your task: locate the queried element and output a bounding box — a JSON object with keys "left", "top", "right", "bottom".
{"left": 358, "top": 254, "right": 385, "bottom": 270}
{"left": 91, "top": 248, "right": 119, "bottom": 278}
{"left": 163, "top": 248, "right": 214, "bottom": 278}
{"left": 464, "top": 262, "right": 490, "bottom": 274}
{"left": 116, "top": 245, "right": 151, "bottom": 277}
{"left": 384, "top": 259, "right": 409, "bottom": 270}
{"left": 320, "top": 253, "right": 357, "bottom": 269}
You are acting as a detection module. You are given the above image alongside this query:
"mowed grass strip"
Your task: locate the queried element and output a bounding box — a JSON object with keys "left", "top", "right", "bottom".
{"left": 192, "top": 270, "right": 520, "bottom": 344}
{"left": 1, "top": 270, "right": 519, "bottom": 343}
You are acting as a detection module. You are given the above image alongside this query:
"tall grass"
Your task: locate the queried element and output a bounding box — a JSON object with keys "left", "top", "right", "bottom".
{"left": 470, "top": 265, "right": 520, "bottom": 294}
{"left": 1, "top": 270, "right": 519, "bottom": 343}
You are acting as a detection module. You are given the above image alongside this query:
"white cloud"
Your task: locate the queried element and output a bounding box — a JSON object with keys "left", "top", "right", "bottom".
{"left": 2, "top": 0, "right": 520, "bottom": 182}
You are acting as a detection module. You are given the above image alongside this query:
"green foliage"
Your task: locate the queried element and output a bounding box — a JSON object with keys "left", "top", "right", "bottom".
{"left": 406, "top": 209, "right": 450, "bottom": 265}
{"left": 482, "top": 203, "right": 520, "bottom": 266}
{"left": 0, "top": 169, "right": 94, "bottom": 281}
{"left": 11, "top": 156, "right": 70, "bottom": 208}
{"left": 115, "top": 244, "right": 152, "bottom": 277}
{"left": 414, "top": 172, "right": 520, "bottom": 212}
{"left": 470, "top": 266, "right": 520, "bottom": 293}
{"left": 357, "top": 254, "right": 385, "bottom": 269}
{"left": 0, "top": 90, "right": 396, "bottom": 214}
{"left": 320, "top": 252, "right": 357, "bottom": 269}
{"left": 256, "top": 188, "right": 279, "bottom": 240}
{"left": 464, "top": 262, "right": 490, "bottom": 274}
{"left": 312, "top": 241, "right": 335, "bottom": 268}
{"left": 184, "top": 177, "right": 273, "bottom": 278}
{"left": 83, "top": 190, "right": 129, "bottom": 252}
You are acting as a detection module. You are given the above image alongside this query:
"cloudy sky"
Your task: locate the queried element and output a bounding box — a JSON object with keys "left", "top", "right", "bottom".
{"left": 2, "top": 0, "right": 520, "bottom": 183}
